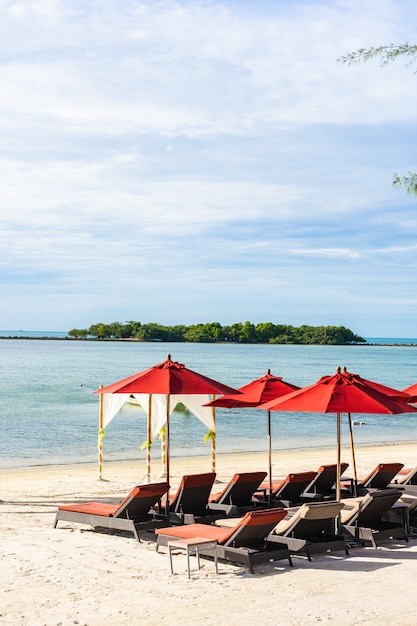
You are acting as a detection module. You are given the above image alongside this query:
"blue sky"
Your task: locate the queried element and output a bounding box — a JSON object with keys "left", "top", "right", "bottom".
{"left": 1, "top": 0, "right": 416, "bottom": 336}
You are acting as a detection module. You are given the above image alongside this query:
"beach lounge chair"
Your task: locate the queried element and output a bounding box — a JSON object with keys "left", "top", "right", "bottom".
{"left": 391, "top": 466, "right": 417, "bottom": 486}
{"left": 403, "top": 494, "right": 417, "bottom": 533}
{"left": 303, "top": 463, "right": 349, "bottom": 499}
{"left": 208, "top": 471, "right": 267, "bottom": 515}
{"left": 383, "top": 491, "right": 417, "bottom": 534}
{"left": 340, "top": 488, "right": 407, "bottom": 548}
{"left": 156, "top": 472, "right": 217, "bottom": 524}
{"left": 155, "top": 508, "right": 293, "bottom": 573}
{"left": 255, "top": 471, "right": 318, "bottom": 506}
{"left": 267, "top": 500, "right": 349, "bottom": 560}
{"left": 341, "top": 463, "right": 404, "bottom": 496}
{"left": 54, "top": 482, "right": 169, "bottom": 541}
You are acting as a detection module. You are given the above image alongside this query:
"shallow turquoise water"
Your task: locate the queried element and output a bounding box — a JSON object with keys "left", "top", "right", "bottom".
{"left": 1, "top": 339, "right": 417, "bottom": 468}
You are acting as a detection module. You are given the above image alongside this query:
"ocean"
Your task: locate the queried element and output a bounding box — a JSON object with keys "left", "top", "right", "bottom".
{"left": 1, "top": 336, "right": 417, "bottom": 470}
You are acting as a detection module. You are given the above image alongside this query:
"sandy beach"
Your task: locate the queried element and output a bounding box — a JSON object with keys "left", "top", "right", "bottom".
{"left": 1, "top": 443, "right": 417, "bottom": 626}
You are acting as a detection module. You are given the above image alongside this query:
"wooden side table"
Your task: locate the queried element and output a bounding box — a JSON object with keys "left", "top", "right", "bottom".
{"left": 167, "top": 537, "right": 218, "bottom": 579}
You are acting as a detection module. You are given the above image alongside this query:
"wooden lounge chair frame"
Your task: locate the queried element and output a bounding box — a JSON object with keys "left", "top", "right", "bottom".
{"left": 54, "top": 482, "right": 169, "bottom": 542}
{"left": 258, "top": 471, "right": 318, "bottom": 507}
{"left": 403, "top": 494, "right": 417, "bottom": 533}
{"left": 391, "top": 466, "right": 417, "bottom": 486}
{"left": 341, "top": 488, "right": 407, "bottom": 548}
{"left": 208, "top": 471, "right": 267, "bottom": 515}
{"left": 267, "top": 500, "right": 349, "bottom": 560}
{"left": 156, "top": 508, "right": 293, "bottom": 573}
{"left": 343, "top": 463, "right": 404, "bottom": 496}
{"left": 383, "top": 492, "right": 417, "bottom": 534}
{"left": 157, "top": 472, "right": 217, "bottom": 524}
{"left": 303, "top": 463, "right": 349, "bottom": 499}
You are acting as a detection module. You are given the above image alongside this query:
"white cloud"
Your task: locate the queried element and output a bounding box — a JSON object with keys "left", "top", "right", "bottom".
{"left": 1, "top": 0, "right": 417, "bottom": 335}
{"left": 290, "top": 248, "right": 362, "bottom": 258}
{"left": 1, "top": 0, "right": 417, "bottom": 138}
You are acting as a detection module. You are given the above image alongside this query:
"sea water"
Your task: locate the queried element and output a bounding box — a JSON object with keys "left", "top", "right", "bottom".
{"left": 1, "top": 338, "right": 417, "bottom": 469}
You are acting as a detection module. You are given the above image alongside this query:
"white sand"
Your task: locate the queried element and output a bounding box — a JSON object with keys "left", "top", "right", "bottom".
{"left": 1, "top": 443, "right": 417, "bottom": 626}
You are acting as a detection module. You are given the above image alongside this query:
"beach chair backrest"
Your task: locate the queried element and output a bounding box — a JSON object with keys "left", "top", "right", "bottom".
{"left": 170, "top": 472, "right": 216, "bottom": 513}
{"left": 274, "top": 501, "right": 344, "bottom": 538}
{"left": 216, "top": 471, "right": 267, "bottom": 506}
{"left": 349, "top": 489, "right": 401, "bottom": 527}
{"left": 300, "top": 500, "right": 344, "bottom": 520}
{"left": 224, "top": 508, "right": 288, "bottom": 548}
{"left": 360, "top": 463, "right": 404, "bottom": 489}
{"left": 308, "top": 463, "right": 349, "bottom": 494}
{"left": 273, "top": 471, "right": 317, "bottom": 500}
{"left": 115, "top": 482, "right": 169, "bottom": 519}
{"left": 395, "top": 466, "right": 417, "bottom": 485}
{"left": 399, "top": 493, "right": 417, "bottom": 512}
{"left": 293, "top": 501, "right": 344, "bottom": 538}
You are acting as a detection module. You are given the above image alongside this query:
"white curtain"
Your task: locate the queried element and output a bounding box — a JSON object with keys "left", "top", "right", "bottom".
{"left": 171, "top": 394, "right": 216, "bottom": 432}
{"left": 102, "top": 392, "right": 216, "bottom": 441}
{"left": 131, "top": 393, "right": 216, "bottom": 442}
{"left": 102, "top": 393, "right": 131, "bottom": 428}
{"left": 131, "top": 393, "right": 168, "bottom": 441}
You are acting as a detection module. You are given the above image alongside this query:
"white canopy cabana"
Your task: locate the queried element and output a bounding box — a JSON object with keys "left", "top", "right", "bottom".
{"left": 95, "top": 356, "right": 239, "bottom": 488}
{"left": 98, "top": 392, "right": 216, "bottom": 480}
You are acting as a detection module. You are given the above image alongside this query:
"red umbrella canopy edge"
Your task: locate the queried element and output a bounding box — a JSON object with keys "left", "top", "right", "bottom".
{"left": 402, "top": 382, "right": 417, "bottom": 401}
{"left": 94, "top": 355, "right": 239, "bottom": 396}
{"left": 206, "top": 369, "right": 300, "bottom": 408}
{"left": 260, "top": 367, "right": 417, "bottom": 415}
{"left": 342, "top": 367, "right": 416, "bottom": 401}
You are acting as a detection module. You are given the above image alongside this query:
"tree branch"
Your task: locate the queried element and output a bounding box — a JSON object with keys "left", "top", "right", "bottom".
{"left": 339, "top": 42, "right": 417, "bottom": 197}
{"left": 393, "top": 172, "right": 417, "bottom": 195}
{"left": 338, "top": 43, "right": 417, "bottom": 67}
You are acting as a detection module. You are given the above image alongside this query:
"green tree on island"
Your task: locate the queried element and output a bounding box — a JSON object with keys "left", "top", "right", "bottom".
{"left": 68, "top": 321, "right": 366, "bottom": 345}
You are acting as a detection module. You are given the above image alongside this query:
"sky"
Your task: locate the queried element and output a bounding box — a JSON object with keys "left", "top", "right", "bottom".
{"left": 1, "top": 0, "right": 417, "bottom": 337}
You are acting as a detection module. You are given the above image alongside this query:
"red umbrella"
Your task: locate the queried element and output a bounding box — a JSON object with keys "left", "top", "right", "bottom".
{"left": 206, "top": 369, "right": 300, "bottom": 505}
{"left": 96, "top": 355, "right": 238, "bottom": 396}
{"left": 402, "top": 382, "right": 417, "bottom": 399}
{"left": 260, "top": 367, "right": 417, "bottom": 501}
{"left": 343, "top": 367, "right": 413, "bottom": 400}
{"left": 341, "top": 367, "right": 415, "bottom": 483}
{"left": 206, "top": 370, "right": 300, "bottom": 408}
{"left": 94, "top": 355, "right": 238, "bottom": 491}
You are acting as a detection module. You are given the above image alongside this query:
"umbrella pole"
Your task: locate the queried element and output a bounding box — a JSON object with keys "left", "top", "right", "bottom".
{"left": 98, "top": 385, "right": 104, "bottom": 480}
{"left": 267, "top": 411, "right": 272, "bottom": 507}
{"left": 165, "top": 396, "right": 171, "bottom": 516}
{"left": 146, "top": 395, "right": 152, "bottom": 484}
{"left": 211, "top": 406, "right": 216, "bottom": 474}
{"left": 160, "top": 429, "right": 167, "bottom": 478}
{"left": 335, "top": 412, "right": 342, "bottom": 533}
{"left": 347, "top": 412, "right": 358, "bottom": 497}
{"left": 336, "top": 412, "right": 341, "bottom": 500}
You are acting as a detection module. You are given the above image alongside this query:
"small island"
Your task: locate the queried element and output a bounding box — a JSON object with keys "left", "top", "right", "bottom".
{"left": 68, "top": 321, "right": 366, "bottom": 345}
